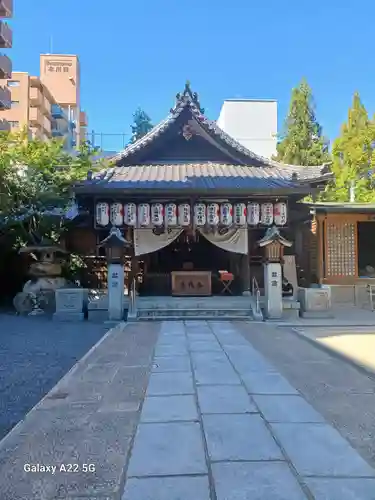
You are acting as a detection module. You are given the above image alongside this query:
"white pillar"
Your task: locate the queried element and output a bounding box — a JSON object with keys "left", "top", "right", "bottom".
{"left": 108, "top": 263, "right": 124, "bottom": 321}
{"left": 264, "top": 262, "right": 282, "bottom": 319}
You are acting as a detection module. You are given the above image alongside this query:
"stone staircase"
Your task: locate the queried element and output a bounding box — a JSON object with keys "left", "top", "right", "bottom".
{"left": 133, "top": 296, "right": 259, "bottom": 321}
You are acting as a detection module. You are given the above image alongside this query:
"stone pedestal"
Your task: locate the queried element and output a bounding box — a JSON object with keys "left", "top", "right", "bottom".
{"left": 53, "top": 288, "right": 87, "bottom": 321}
{"left": 264, "top": 263, "right": 282, "bottom": 319}
{"left": 108, "top": 263, "right": 124, "bottom": 321}
{"left": 298, "top": 286, "right": 333, "bottom": 318}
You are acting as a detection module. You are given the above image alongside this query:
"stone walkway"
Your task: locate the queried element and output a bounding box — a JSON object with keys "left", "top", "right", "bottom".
{"left": 122, "top": 321, "right": 375, "bottom": 500}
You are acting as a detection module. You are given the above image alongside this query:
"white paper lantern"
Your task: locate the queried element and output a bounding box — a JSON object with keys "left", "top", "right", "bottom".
{"left": 233, "top": 203, "right": 247, "bottom": 226}
{"left": 194, "top": 203, "right": 206, "bottom": 226}
{"left": 247, "top": 202, "right": 260, "bottom": 225}
{"left": 165, "top": 203, "right": 177, "bottom": 226}
{"left": 96, "top": 202, "right": 110, "bottom": 226}
{"left": 261, "top": 203, "right": 274, "bottom": 225}
{"left": 207, "top": 203, "right": 220, "bottom": 225}
{"left": 220, "top": 203, "right": 233, "bottom": 226}
{"left": 274, "top": 202, "right": 287, "bottom": 226}
{"left": 110, "top": 202, "right": 123, "bottom": 226}
{"left": 138, "top": 203, "right": 150, "bottom": 227}
{"left": 178, "top": 203, "right": 191, "bottom": 226}
{"left": 124, "top": 203, "right": 137, "bottom": 226}
{"left": 151, "top": 203, "right": 164, "bottom": 226}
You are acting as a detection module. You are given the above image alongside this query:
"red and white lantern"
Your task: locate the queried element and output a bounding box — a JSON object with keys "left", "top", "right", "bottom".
{"left": 274, "top": 202, "right": 287, "bottom": 226}
{"left": 233, "top": 203, "right": 247, "bottom": 226}
{"left": 194, "top": 203, "right": 206, "bottom": 226}
{"left": 138, "top": 203, "right": 150, "bottom": 227}
{"left": 261, "top": 203, "right": 274, "bottom": 225}
{"left": 151, "top": 203, "right": 164, "bottom": 226}
{"left": 220, "top": 203, "right": 233, "bottom": 226}
{"left": 165, "top": 203, "right": 177, "bottom": 226}
{"left": 247, "top": 202, "right": 260, "bottom": 225}
{"left": 207, "top": 203, "right": 220, "bottom": 225}
{"left": 124, "top": 203, "right": 137, "bottom": 226}
{"left": 110, "top": 202, "right": 123, "bottom": 226}
{"left": 178, "top": 203, "right": 191, "bottom": 226}
{"left": 96, "top": 202, "right": 110, "bottom": 226}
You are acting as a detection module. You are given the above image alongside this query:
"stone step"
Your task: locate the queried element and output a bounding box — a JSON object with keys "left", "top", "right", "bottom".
{"left": 136, "top": 308, "right": 253, "bottom": 321}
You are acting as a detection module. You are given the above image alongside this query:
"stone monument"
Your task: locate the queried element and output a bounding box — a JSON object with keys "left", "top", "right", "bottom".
{"left": 258, "top": 226, "right": 292, "bottom": 319}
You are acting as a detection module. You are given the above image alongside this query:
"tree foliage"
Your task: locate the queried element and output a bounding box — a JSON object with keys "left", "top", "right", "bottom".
{"left": 274, "top": 79, "right": 330, "bottom": 165}
{"left": 0, "top": 129, "right": 103, "bottom": 245}
{"left": 130, "top": 107, "right": 153, "bottom": 143}
{"left": 320, "top": 93, "right": 375, "bottom": 202}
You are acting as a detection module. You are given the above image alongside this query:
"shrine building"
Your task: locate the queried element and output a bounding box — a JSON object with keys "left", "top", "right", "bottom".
{"left": 69, "top": 83, "right": 331, "bottom": 299}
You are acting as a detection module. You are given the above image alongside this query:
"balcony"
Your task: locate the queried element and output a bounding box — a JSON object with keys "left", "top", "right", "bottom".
{"left": 51, "top": 104, "right": 65, "bottom": 119}
{"left": 0, "top": 0, "right": 13, "bottom": 18}
{"left": 0, "top": 84, "right": 10, "bottom": 108}
{"left": 43, "top": 115, "right": 51, "bottom": 136}
{"left": 29, "top": 106, "right": 43, "bottom": 127}
{"left": 0, "top": 21, "right": 12, "bottom": 48}
{"left": 0, "top": 53, "right": 11, "bottom": 78}
{"left": 29, "top": 86, "right": 43, "bottom": 107}
{"left": 0, "top": 118, "right": 10, "bottom": 131}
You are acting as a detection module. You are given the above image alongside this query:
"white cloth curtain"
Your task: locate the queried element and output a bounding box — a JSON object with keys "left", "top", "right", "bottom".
{"left": 198, "top": 227, "right": 248, "bottom": 255}
{"left": 134, "top": 228, "right": 183, "bottom": 256}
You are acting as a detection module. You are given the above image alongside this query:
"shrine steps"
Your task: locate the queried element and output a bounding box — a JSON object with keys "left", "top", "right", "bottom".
{"left": 132, "top": 296, "right": 259, "bottom": 322}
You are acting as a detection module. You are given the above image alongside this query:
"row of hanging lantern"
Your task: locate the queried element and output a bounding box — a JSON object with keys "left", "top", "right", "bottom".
{"left": 96, "top": 201, "right": 287, "bottom": 228}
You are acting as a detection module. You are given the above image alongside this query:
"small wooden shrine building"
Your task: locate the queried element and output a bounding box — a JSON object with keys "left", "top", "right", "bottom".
{"left": 70, "top": 83, "right": 331, "bottom": 296}
{"left": 311, "top": 202, "right": 375, "bottom": 286}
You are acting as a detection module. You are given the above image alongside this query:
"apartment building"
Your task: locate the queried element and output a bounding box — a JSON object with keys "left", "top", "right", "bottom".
{"left": 0, "top": 0, "right": 13, "bottom": 131}
{"left": 0, "top": 54, "right": 88, "bottom": 149}
{"left": 40, "top": 54, "right": 83, "bottom": 146}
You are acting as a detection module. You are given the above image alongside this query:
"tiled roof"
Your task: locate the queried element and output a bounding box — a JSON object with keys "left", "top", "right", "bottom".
{"left": 83, "top": 162, "right": 331, "bottom": 191}
{"left": 109, "top": 83, "right": 330, "bottom": 176}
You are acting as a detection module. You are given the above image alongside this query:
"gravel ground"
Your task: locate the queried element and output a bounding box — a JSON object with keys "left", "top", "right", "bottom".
{"left": 236, "top": 322, "right": 375, "bottom": 469}
{"left": 0, "top": 314, "right": 108, "bottom": 440}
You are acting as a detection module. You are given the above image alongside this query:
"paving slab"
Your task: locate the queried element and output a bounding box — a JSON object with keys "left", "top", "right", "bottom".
{"left": 146, "top": 372, "right": 194, "bottom": 395}
{"left": 202, "top": 413, "right": 283, "bottom": 461}
{"left": 304, "top": 477, "right": 375, "bottom": 500}
{"left": 253, "top": 395, "right": 325, "bottom": 423}
{"left": 154, "top": 344, "right": 189, "bottom": 356}
{"left": 140, "top": 395, "right": 198, "bottom": 422}
{"left": 271, "top": 422, "right": 375, "bottom": 477}
{"left": 189, "top": 340, "right": 222, "bottom": 352}
{"left": 212, "top": 462, "right": 307, "bottom": 500}
{"left": 197, "top": 385, "right": 258, "bottom": 414}
{"left": 127, "top": 422, "right": 207, "bottom": 476}
{"left": 194, "top": 365, "right": 240, "bottom": 385}
{"left": 122, "top": 476, "right": 211, "bottom": 500}
{"left": 242, "top": 371, "right": 299, "bottom": 395}
{"left": 152, "top": 355, "right": 191, "bottom": 372}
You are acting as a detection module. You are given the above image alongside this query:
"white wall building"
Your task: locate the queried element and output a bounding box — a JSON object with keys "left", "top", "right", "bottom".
{"left": 217, "top": 99, "right": 278, "bottom": 160}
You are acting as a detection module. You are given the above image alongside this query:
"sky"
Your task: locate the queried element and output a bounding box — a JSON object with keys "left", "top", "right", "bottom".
{"left": 11, "top": 0, "right": 375, "bottom": 151}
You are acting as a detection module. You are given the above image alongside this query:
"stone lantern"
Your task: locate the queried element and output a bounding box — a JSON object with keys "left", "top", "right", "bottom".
{"left": 258, "top": 225, "right": 292, "bottom": 319}
{"left": 99, "top": 226, "right": 131, "bottom": 321}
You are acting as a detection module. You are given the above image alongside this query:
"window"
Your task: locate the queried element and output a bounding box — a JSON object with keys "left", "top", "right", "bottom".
{"left": 8, "top": 121, "right": 19, "bottom": 128}
{"left": 7, "top": 80, "right": 20, "bottom": 87}
{"left": 11, "top": 100, "right": 19, "bottom": 107}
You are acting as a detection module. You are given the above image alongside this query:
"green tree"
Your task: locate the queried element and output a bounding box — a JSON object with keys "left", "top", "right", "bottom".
{"left": 0, "top": 129, "right": 104, "bottom": 244}
{"left": 275, "top": 79, "right": 330, "bottom": 165}
{"left": 130, "top": 107, "right": 153, "bottom": 143}
{"left": 321, "top": 93, "right": 375, "bottom": 202}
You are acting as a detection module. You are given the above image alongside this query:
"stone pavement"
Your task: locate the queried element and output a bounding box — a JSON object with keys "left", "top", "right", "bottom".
{"left": 122, "top": 321, "right": 375, "bottom": 500}
{"left": 1, "top": 320, "right": 375, "bottom": 499}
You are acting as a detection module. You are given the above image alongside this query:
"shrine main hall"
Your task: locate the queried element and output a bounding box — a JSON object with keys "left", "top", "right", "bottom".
{"left": 69, "top": 83, "right": 331, "bottom": 299}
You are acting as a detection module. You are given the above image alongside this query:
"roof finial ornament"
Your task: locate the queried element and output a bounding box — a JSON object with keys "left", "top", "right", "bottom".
{"left": 170, "top": 81, "right": 205, "bottom": 115}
